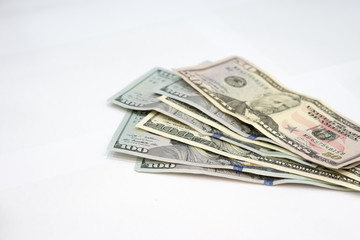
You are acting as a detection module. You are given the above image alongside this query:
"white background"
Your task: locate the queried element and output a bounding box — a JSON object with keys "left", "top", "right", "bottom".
{"left": 1, "top": 0, "right": 360, "bottom": 239}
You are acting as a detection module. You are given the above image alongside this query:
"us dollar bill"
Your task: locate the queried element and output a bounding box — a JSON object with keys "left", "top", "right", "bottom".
{"left": 108, "top": 110, "right": 311, "bottom": 180}
{"left": 107, "top": 67, "right": 287, "bottom": 153}
{"left": 135, "top": 158, "right": 350, "bottom": 190}
{"left": 159, "top": 95, "right": 317, "bottom": 167}
{"left": 337, "top": 167, "right": 360, "bottom": 182}
{"left": 157, "top": 95, "right": 279, "bottom": 148}
{"left": 108, "top": 67, "right": 179, "bottom": 111}
{"left": 173, "top": 56, "right": 360, "bottom": 169}
{"left": 154, "top": 78, "right": 273, "bottom": 143}
{"left": 137, "top": 111, "right": 360, "bottom": 191}
{"left": 108, "top": 67, "right": 221, "bottom": 135}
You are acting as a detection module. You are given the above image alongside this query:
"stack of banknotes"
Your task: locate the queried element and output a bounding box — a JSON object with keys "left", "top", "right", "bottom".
{"left": 107, "top": 56, "right": 360, "bottom": 191}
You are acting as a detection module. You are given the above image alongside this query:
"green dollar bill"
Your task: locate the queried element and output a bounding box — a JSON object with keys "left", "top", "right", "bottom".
{"left": 108, "top": 67, "right": 287, "bottom": 153}
{"left": 337, "top": 167, "right": 360, "bottom": 182}
{"left": 108, "top": 110, "right": 313, "bottom": 180}
{"left": 108, "top": 67, "right": 226, "bottom": 135}
{"left": 108, "top": 67, "right": 179, "bottom": 110}
{"left": 137, "top": 111, "right": 360, "bottom": 191}
{"left": 135, "top": 158, "right": 349, "bottom": 190}
{"left": 155, "top": 78, "right": 274, "bottom": 144}
{"left": 159, "top": 95, "right": 317, "bottom": 167}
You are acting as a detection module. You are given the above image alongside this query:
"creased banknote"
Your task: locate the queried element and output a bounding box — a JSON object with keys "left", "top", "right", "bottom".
{"left": 108, "top": 67, "right": 289, "bottom": 153}
{"left": 155, "top": 78, "right": 274, "bottom": 144}
{"left": 108, "top": 67, "right": 225, "bottom": 135}
{"left": 337, "top": 167, "right": 360, "bottom": 182}
{"left": 135, "top": 158, "right": 349, "bottom": 190}
{"left": 173, "top": 57, "right": 360, "bottom": 169}
{"left": 108, "top": 110, "right": 309, "bottom": 180}
{"left": 137, "top": 111, "right": 360, "bottom": 191}
{"left": 159, "top": 95, "right": 317, "bottom": 167}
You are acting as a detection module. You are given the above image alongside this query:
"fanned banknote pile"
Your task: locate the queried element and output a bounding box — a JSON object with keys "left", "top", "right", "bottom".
{"left": 107, "top": 56, "right": 360, "bottom": 191}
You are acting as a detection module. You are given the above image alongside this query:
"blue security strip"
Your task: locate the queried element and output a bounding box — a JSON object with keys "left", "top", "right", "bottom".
{"left": 212, "top": 132, "right": 223, "bottom": 138}
{"left": 233, "top": 165, "right": 243, "bottom": 171}
{"left": 248, "top": 135, "right": 257, "bottom": 140}
{"left": 264, "top": 180, "right": 274, "bottom": 186}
